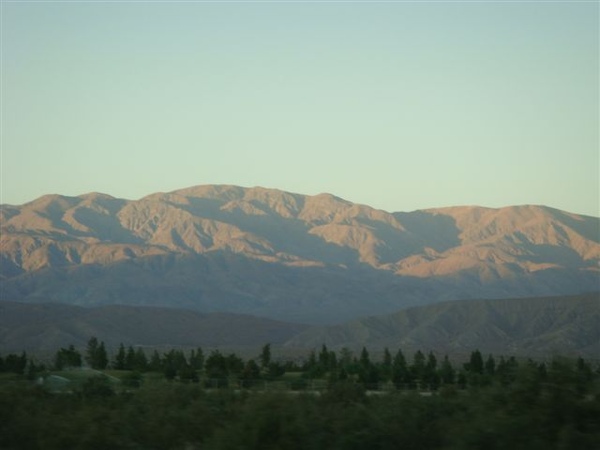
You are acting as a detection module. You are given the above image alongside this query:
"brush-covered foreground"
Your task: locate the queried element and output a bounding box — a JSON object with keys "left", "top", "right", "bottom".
{"left": 1, "top": 343, "right": 599, "bottom": 449}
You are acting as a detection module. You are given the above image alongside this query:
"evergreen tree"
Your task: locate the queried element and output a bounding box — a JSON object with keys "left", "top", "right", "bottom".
{"left": 358, "top": 347, "right": 380, "bottom": 389}
{"left": 134, "top": 348, "right": 148, "bottom": 372}
{"left": 96, "top": 341, "right": 108, "bottom": 370}
{"left": 411, "top": 350, "right": 426, "bottom": 387}
{"left": 381, "top": 347, "right": 393, "bottom": 381}
{"left": 85, "top": 337, "right": 108, "bottom": 370}
{"left": 392, "top": 349, "right": 409, "bottom": 389}
{"left": 4, "top": 352, "right": 27, "bottom": 375}
{"left": 149, "top": 350, "right": 162, "bottom": 372}
{"left": 85, "top": 337, "right": 99, "bottom": 368}
{"left": 226, "top": 353, "right": 244, "bottom": 375}
{"left": 328, "top": 350, "right": 338, "bottom": 371}
{"left": 464, "top": 350, "right": 485, "bottom": 386}
{"left": 424, "top": 351, "right": 439, "bottom": 390}
{"left": 25, "top": 359, "right": 44, "bottom": 380}
{"left": 485, "top": 354, "right": 496, "bottom": 376}
{"left": 496, "top": 356, "right": 518, "bottom": 386}
{"left": 54, "top": 345, "right": 82, "bottom": 370}
{"left": 318, "top": 344, "right": 330, "bottom": 371}
{"left": 189, "top": 348, "right": 204, "bottom": 371}
{"left": 164, "top": 362, "right": 177, "bottom": 381}
{"left": 114, "top": 343, "right": 126, "bottom": 370}
{"left": 359, "top": 347, "right": 371, "bottom": 368}
{"left": 205, "top": 350, "right": 229, "bottom": 381}
{"left": 178, "top": 365, "right": 198, "bottom": 383}
{"left": 240, "top": 359, "right": 261, "bottom": 388}
{"left": 68, "top": 345, "right": 82, "bottom": 368}
{"left": 260, "top": 344, "right": 271, "bottom": 370}
{"left": 426, "top": 351, "right": 437, "bottom": 372}
{"left": 440, "top": 355, "right": 455, "bottom": 385}
{"left": 125, "top": 346, "right": 136, "bottom": 371}
{"left": 266, "top": 361, "right": 286, "bottom": 380}
{"left": 467, "top": 349, "right": 484, "bottom": 374}
{"left": 303, "top": 350, "right": 318, "bottom": 375}
{"left": 338, "top": 347, "right": 353, "bottom": 367}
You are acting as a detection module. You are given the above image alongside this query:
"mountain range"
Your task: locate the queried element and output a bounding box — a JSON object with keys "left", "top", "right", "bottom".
{"left": 1, "top": 185, "right": 598, "bottom": 324}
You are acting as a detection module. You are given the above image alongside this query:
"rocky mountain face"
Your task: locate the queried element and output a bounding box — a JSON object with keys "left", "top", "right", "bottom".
{"left": 1, "top": 185, "right": 598, "bottom": 323}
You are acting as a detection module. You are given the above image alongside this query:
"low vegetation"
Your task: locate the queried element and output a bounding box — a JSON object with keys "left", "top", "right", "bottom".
{"left": 1, "top": 339, "right": 599, "bottom": 449}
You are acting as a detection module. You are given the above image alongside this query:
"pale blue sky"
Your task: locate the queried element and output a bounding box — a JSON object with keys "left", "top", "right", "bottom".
{"left": 2, "top": 1, "right": 598, "bottom": 215}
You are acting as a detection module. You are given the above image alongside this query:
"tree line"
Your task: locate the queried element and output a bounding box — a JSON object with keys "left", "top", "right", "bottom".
{"left": 1, "top": 339, "right": 598, "bottom": 394}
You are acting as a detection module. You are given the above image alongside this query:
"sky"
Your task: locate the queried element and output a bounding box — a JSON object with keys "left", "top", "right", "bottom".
{"left": 1, "top": 0, "right": 598, "bottom": 216}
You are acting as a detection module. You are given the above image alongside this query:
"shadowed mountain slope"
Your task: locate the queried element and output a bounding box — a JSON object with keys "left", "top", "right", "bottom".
{"left": 1, "top": 294, "right": 597, "bottom": 359}
{"left": 0, "top": 301, "right": 308, "bottom": 354}
{"left": 1, "top": 185, "right": 598, "bottom": 323}
{"left": 284, "top": 293, "right": 600, "bottom": 358}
